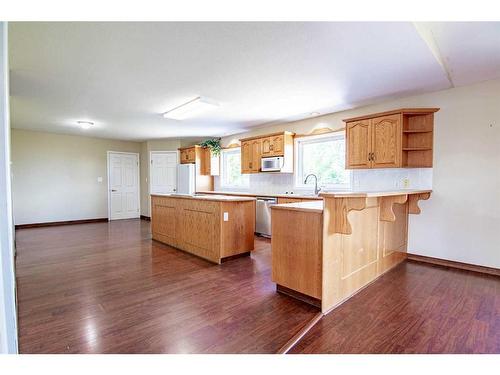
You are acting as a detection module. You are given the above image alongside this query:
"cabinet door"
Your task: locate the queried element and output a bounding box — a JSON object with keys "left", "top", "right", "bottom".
{"left": 346, "top": 120, "right": 372, "bottom": 169}
{"left": 261, "top": 137, "right": 272, "bottom": 156}
{"left": 241, "top": 141, "right": 252, "bottom": 174}
{"left": 251, "top": 139, "right": 262, "bottom": 172}
{"left": 187, "top": 148, "right": 196, "bottom": 163}
{"left": 371, "top": 114, "right": 401, "bottom": 168}
{"left": 199, "top": 148, "right": 210, "bottom": 175}
{"left": 180, "top": 149, "right": 189, "bottom": 164}
{"left": 271, "top": 135, "right": 284, "bottom": 156}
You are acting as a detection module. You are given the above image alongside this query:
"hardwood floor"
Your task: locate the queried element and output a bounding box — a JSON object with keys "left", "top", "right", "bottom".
{"left": 15, "top": 219, "right": 500, "bottom": 354}
{"left": 15, "top": 219, "right": 318, "bottom": 353}
{"left": 290, "top": 261, "right": 500, "bottom": 354}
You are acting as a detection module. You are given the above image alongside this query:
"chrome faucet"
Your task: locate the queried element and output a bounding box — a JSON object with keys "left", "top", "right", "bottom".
{"left": 304, "top": 174, "right": 321, "bottom": 195}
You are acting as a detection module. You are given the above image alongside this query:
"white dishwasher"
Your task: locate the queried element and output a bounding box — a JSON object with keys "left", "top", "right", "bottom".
{"left": 255, "top": 197, "right": 277, "bottom": 237}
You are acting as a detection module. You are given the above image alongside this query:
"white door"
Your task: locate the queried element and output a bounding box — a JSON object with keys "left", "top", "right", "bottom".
{"left": 150, "top": 151, "right": 177, "bottom": 194}
{"left": 108, "top": 152, "right": 140, "bottom": 220}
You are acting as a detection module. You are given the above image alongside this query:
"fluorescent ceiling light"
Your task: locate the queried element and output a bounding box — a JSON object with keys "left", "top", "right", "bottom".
{"left": 77, "top": 121, "right": 94, "bottom": 129}
{"left": 163, "top": 97, "right": 218, "bottom": 120}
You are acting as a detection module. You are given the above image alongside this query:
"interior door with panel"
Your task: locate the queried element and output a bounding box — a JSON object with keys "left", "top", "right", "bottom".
{"left": 346, "top": 120, "right": 372, "bottom": 169}
{"left": 108, "top": 152, "right": 140, "bottom": 220}
{"left": 371, "top": 114, "right": 401, "bottom": 168}
{"left": 150, "top": 151, "right": 177, "bottom": 194}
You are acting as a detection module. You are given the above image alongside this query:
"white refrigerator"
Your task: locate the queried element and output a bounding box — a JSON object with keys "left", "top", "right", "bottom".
{"left": 176, "top": 164, "right": 196, "bottom": 195}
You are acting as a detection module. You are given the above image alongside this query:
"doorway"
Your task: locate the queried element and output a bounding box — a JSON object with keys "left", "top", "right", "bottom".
{"left": 107, "top": 151, "right": 140, "bottom": 220}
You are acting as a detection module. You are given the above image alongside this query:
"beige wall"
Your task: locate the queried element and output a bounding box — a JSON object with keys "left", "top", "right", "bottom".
{"left": 221, "top": 78, "right": 500, "bottom": 269}
{"left": 11, "top": 129, "right": 141, "bottom": 225}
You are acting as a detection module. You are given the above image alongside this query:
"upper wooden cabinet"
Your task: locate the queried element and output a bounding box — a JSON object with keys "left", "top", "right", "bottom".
{"left": 241, "top": 139, "right": 262, "bottom": 173}
{"left": 344, "top": 108, "right": 439, "bottom": 169}
{"left": 199, "top": 148, "right": 220, "bottom": 176}
{"left": 179, "top": 146, "right": 219, "bottom": 176}
{"left": 240, "top": 131, "right": 294, "bottom": 174}
{"left": 261, "top": 134, "right": 285, "bottom": 157}
{"left": 179, "top": 146, "right": 198, "bottom": 164}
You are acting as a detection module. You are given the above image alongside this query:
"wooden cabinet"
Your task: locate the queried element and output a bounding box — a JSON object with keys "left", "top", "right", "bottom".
{"left": 178, "top": 145, "right": 214, "bottom": 191}
{"left": 241, "top": 139, "right": 262, "bottom": 173}
{"left": 199, "top": 148, "right": 220, "bottom": 176}
{"left": 240, "top": 131, "right": 294, "bottom": 174}
{"left": 179, "top": 146, "right": 197, "bottom": 164}
{"left": 151, "top": 195, "right": 255, "bottom": 264}
{"left": 371, "top": 114, "right": 401, "bottom": 168}
{"left": 261, "top": 134, "right": 285, "bottom": 157}
{"left": 346, "top": 120, "right": 371, "bottom": 169}
{"left": 344, "top": 108, "right": 439, "bottom": 169}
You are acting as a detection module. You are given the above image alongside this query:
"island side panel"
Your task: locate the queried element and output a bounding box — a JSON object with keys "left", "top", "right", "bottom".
{"left": 178, "top": 199, "right": 221, "bottom": 263}
{"left": 220, "top": 200, "right": 256, "bottom": 258}
{"left": 151, "top": 196, "right": 178, "bottom": 247}
{"left": 321, "top": 197, "right": 408, "bottom": 313}
{"left": 272, "top": 208, "right": 323, "bottom": 299}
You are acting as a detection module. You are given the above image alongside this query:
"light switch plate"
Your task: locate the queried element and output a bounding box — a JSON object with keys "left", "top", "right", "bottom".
{"left": 97, "top": 176, "right": 103, "bottom": 183}
{"left": 223, "top": 212, "right": 229, "bottom": 221}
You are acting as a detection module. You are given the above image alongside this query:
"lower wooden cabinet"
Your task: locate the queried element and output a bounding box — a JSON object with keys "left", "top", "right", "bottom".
{"left": 151, "top": 195, "right": 255, "bottom": 264}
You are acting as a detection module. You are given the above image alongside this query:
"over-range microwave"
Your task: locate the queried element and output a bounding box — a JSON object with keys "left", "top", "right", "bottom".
{"left": 261, "top": 156, "right": 284, "bottom": 172}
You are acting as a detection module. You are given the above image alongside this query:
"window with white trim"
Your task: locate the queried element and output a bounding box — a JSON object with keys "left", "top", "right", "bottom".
{"left": 295, "top": 132, "right": 351, "bottom": 190}
{"left": 220, "top": 148, "right": 249, "bottom": 188}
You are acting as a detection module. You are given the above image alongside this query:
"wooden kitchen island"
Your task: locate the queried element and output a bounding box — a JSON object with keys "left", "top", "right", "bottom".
{"left": 271, "top": 190, "right": 431, "bottom": 313}
{"left": 151, "top": 194, "right": 256, "bottom": 264}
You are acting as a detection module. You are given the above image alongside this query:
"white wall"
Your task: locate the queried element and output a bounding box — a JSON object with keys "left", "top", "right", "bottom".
{"left": 0, "top": 21, "right": 18, "bottom": 354}
{"left": 11, "top": 129, "right": 141, "bottom": 225}
{"left": 218, "top": 78, "right": 500, "bottom": 269}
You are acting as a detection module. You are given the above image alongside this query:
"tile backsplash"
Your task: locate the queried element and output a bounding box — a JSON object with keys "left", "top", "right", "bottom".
{"left": 213, "top": 168, "right": 432, "bottom": 195}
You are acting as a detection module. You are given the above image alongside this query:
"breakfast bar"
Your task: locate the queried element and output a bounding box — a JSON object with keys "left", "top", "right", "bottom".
{"left": 271, "top": 190, "right": 431, "bottom": 313}
{"left": 151, "top": 194, "right": 256, "bottom": 264}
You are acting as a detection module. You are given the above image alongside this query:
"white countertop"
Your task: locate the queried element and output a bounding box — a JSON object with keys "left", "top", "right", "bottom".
{"left": 319, "top": 189, "right": 432, "bottom": 198}
{"left": 197, "top": 190, "right": 322, "bottom": 199}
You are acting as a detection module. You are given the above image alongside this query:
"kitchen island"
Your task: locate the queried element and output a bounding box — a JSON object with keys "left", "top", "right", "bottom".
{"left": 151, "top": 194, "right": 256, "bottom": 264}
{"left": 271, "top": 190, "right": 431, "bottom": 313}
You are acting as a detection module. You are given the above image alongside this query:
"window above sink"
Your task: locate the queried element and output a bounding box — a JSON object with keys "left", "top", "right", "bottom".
{"left": 294, "top": 132, "right": 352, "bottom": 191}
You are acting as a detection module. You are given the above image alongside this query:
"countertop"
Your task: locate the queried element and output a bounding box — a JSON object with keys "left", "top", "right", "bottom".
{"left": 272, "top": 200, "right": 324, "bottom": 213}
{"left": 319, "top": 189, "right": 432, "bottom": 198}
{"left": 151, "top": 193, "right": 256, "bottom": 202}
{"left": 197, "top": 190, "right": 322, "bottom": 200}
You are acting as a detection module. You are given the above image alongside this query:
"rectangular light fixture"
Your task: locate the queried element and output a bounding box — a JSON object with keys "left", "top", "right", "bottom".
{"left": 162, "top": 96, "right": 218, "bottom": 120}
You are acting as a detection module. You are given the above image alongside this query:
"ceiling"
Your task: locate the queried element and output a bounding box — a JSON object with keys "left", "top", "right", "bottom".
{"left": 8, "top": 22, "right": 500, "bottom": 141}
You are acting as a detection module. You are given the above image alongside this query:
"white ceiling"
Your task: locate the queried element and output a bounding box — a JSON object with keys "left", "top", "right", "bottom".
{"left": 8, "top": 22, "right": 500, "bottom": 141}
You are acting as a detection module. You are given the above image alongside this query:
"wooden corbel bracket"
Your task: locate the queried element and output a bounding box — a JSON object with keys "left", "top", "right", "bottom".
{"left": 379, "top": 195, "right": 408, "bottom": 222}
{"left": 327, "top": 197, "right": 366, "bottom": 235}
{"left": 408, "top": 192, "right": 431, "bottom": 214}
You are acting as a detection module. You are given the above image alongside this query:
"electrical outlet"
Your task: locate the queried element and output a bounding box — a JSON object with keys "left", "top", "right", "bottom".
{"left": 402, "top": 178, "right": 410, "bottom": 189}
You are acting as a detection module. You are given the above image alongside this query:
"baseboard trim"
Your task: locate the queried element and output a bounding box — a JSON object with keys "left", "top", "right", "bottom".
{"left": 15, "top": 218, "right": 108, "bottom": 229}
{"left": 276, "top": 284, "right": 322, "bottom": 309}
{"left": 140, "top": 215, "right": 151, "bottom": 221}
{"left": 407, "top": 253, "right": 500, "bottom": 277}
